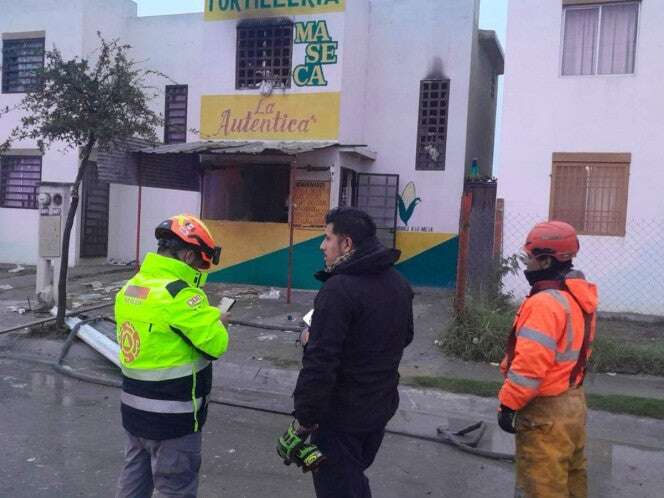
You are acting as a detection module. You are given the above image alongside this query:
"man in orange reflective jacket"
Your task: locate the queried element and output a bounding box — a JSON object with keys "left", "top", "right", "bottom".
{"left": 497, "top": 221, "right": 598, "bottom": 498}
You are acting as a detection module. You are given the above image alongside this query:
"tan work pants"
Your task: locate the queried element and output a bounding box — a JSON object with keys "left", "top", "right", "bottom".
{"left": 515, "top": 386, "right": 588, "bottom": 498}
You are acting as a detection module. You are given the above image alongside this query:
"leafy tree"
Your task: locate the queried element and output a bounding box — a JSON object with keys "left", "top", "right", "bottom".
{"left": 1, "top": 35, "right": 164, "bottom": 330}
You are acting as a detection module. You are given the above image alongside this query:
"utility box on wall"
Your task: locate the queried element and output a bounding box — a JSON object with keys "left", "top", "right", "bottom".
{"left": 36, "top": 182, "right": 72, "bottom": 306}
{"left": 39, "top": 215, "right": 62, "bottom": 258}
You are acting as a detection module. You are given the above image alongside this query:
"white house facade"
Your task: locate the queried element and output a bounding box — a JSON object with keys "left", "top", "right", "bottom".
{"left": 0, "top": 0, "right": 503, "bottom": 290}
{"left": 499, "top": 0, "right": 663, "bottom": 314}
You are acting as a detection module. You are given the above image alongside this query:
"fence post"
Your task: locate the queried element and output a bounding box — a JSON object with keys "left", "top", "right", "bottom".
{"left": 455, "top": 191, "right": 473, "bottom": 315}
{"left": 287, "top": 160, "right": 296, "bottom": 305}
{"left": 493, "top": 198, "right": 504, "bottom": 261}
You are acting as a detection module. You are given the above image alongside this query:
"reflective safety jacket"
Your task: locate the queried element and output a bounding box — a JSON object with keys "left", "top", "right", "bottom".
{"left": 115, "top": 252, "right": 228, "bottom": 440}
{"left": 499, "top": 275, "right": 598, "bottom": 411}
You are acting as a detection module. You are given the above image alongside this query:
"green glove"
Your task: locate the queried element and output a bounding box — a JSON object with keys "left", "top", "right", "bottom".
{"left": 277, "top": 420, "right": 326, "bottom": 473}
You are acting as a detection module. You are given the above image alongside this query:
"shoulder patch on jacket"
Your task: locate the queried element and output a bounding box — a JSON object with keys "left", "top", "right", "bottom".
{"left": 186, "top": 295, "right": 202, "bottom": 308}
{"left": 166, "top": 279, "right": 189, "bottom": 298}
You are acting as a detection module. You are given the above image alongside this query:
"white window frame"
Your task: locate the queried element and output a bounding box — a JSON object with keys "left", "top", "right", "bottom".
{"left": 560, "top": 1, "right": 640, "bottom": 77}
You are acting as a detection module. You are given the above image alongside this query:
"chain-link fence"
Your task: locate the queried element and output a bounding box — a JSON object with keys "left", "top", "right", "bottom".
{"left": 456, "top": 197, "right": 664, "bottom": 317}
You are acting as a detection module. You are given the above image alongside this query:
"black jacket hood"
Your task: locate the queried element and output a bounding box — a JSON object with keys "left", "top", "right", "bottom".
{"left": 315, "top": 236, "right": 401, "bottom": 282}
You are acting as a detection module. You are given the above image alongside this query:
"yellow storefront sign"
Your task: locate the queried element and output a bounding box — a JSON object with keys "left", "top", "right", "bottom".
{"left": 200, "top": 93, "right": 340, "bottom": 140}
{"left": 205, "top": 0, "right": 346, "bottom": 21}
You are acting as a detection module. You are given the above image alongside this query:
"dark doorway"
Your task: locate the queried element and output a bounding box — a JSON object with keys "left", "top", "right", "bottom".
{"left": 339, "top": 167, "right": 357, "bottom": 207}
{"left": 80, "top": 162, "right": 110, "bottom": 258}
{"left": 202, "top": 164, "right": 290, "bottom": 223}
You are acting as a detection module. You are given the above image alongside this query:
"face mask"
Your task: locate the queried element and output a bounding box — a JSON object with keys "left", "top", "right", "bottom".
{"left": 524, "top": 267, "right": 567, "bottom": 287}
{"left": 524, "top": 269, "right": 541, "bottom": 286}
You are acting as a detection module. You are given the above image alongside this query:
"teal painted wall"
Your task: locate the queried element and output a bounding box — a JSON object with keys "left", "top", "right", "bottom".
{"left": 207, "top": 235, "right": 459, "bottom": 289}
{"left": 207, "top": 235, "right": 324, "bottom": 289}
{"left": 395, "top": 236, "right": 458, "bottom": 288}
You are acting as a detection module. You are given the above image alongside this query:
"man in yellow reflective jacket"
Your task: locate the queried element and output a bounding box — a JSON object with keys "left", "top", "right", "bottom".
{"left": 115, "top": 215, "right": 229, "bottom": 498}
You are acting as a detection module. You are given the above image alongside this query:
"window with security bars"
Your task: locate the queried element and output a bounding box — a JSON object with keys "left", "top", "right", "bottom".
{"left": 0, "top": 156, "right": 42, "bottom": 209}
{"left": 416, "top": 79, "right": 450, "bottom": 170}
{"left": 164, "top": 85, "right": 188, "bottom": 144}
{"left": 550, "top": 153, "right": 630, "bottom": 236}
{"left": 2, "top": 37, "right": 45, "bottom": 93}
{"left": 236, "top": 21, "right": 293, "bottom": 90}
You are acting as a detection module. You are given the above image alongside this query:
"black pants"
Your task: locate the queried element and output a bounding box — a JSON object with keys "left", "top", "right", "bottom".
{"left": 310, "top": 427, "right": 386, "bottom": 498}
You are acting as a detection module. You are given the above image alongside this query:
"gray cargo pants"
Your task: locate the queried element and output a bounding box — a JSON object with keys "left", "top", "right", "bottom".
{"left": 116, "top": 431, "right": 202, "bottom": 498}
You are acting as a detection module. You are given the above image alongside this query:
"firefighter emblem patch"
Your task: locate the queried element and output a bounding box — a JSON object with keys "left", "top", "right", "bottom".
{"left": 120, "top": 321, "right": 141, "bottom": 363}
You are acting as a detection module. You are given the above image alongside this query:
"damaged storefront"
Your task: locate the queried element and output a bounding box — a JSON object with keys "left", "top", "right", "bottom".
{"left": 99, "top": 140, "right": 378, "bottom": 291}
{"left": 86, "top": 0, "right": 502, "bottom": 290}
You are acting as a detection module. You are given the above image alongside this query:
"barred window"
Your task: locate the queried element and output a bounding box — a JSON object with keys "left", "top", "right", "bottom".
{"left": 550, "top": 153, "right": 630, "bottom": 236}
{"left": 164, "top": 85, "right": 188, "bottom": 144}
{"left": 416, "top": 79, "right": 450, "bottom": 171}
{"left": 0, "top": 156, "right": 42, "bottom": 209}
{"left": 236, "top": 20, "right": 293, "bottom": 90}
{"left": 2, "top": 37, "right": 45, "bottom": 94}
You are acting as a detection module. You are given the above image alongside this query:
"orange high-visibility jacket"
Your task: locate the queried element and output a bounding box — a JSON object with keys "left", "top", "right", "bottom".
{"left": 499, "top": 277, "right": 598, "bottom": 411}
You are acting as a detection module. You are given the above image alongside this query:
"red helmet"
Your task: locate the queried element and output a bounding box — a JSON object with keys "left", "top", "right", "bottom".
{"left": 155, "top": 214, "right": 220, "bottom": 269}
{"left": 523, "top": 221, "right": 579, "bottom": 262}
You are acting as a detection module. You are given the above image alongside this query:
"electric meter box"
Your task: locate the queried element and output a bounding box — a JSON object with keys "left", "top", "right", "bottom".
{"left": 36, "top": 182, "right": 72, "bottom": 303}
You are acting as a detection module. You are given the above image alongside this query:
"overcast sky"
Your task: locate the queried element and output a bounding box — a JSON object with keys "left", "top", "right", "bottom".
{"left": 134, "top": 0, "right": 508, "bottom": 46}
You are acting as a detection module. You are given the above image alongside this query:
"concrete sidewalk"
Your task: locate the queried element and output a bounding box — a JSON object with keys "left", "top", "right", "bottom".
{"left": 195, "top": 282, "right": 664, "bottom": 402}
{"left": 0, "top": 262, "right": 136, "bottom": 332}
{"left": 2, "top": 328, "right": 663, "bottom": 498}
{"left": 2, "top": 264, "right": 664, "bottom": 401}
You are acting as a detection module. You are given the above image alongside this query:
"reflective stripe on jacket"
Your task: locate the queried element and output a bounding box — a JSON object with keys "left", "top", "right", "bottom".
{"left": 115, "top": 252, "right": 229, "bottom": 440}
{"left": 499, "top": 277, "right": 598, "bottom": 411}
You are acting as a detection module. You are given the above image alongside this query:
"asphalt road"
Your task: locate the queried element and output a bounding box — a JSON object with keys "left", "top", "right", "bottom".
{"left": 0, "top": 358, "right": 514, "bottom": 498}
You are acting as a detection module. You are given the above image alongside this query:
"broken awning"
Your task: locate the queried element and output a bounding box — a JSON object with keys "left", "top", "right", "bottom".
{"left": 137, "top": 140, "right": 377, "bottom": 161}
{"left": 97, "top": 140, "right": 376, "bottom": 189}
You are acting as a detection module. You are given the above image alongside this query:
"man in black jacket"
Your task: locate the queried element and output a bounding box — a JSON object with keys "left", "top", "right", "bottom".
{"left": 290, "top": 207, "right": 414, "bottom": 498}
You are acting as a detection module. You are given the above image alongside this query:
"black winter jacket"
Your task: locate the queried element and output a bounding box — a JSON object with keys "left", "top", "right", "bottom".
{"left": 293, "top": 237, "right": 414, "bottom": 432}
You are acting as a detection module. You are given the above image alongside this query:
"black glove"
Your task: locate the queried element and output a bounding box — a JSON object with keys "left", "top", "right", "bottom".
{"left": 497, "top": 405, "right": 518, "bottom": 434}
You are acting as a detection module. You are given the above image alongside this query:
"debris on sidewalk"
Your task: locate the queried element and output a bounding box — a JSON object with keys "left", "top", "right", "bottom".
{"left": 0, "top": 284, "right": 13, "bottom": 292}
{"left": 259, "top": 288, "right": 281, "bottom": 300}
{"left": 77, "top": 293, "right": 104, "bottom": 302}
{"left": 221, "top": 287, "right": 261, "bottom": 298}
{"left": 107, "top": 258, "right": 136, "bottom": 266}
{"left": 257, "top": 334, "right": 278, "bottom": 342}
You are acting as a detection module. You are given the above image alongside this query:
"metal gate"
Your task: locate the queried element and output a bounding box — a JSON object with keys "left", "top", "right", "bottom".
{"left": 80, "top": 162, "right": 110, "bottom": 258}
{"left": 355, "top": 173, "right": 399, "bottom": 249}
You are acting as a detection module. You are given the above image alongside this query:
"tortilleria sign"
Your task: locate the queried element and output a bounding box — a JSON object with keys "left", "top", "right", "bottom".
{"left": 200, "top": 93, "right": 340, "bottom": 140}
{"left": 205, "top": 0, "right": 346, "bottom": 21}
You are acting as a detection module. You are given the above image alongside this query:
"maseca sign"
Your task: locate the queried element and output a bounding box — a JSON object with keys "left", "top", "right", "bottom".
{"left": 205, "top": 0, "right": 346, "bottom": 21}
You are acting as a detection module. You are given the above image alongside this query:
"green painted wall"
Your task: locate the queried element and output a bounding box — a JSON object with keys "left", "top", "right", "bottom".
{"left": 395, "top": 236, "right": 458, "bottom": 287}
{"left": 207, "top": 236, "right": 325, "bottom": 289}
{"left": 207, "top": 235, "right": 459, "bottom": 289}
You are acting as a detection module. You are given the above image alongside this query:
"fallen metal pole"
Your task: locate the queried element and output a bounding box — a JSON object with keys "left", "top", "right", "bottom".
{"left": 64, "top": 316, "right": 120, "bottom": 367}
{"left": 0, "top": 302, "right": 115, "bottom": 336}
